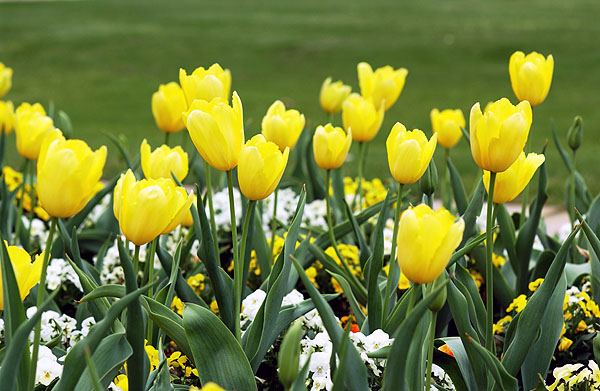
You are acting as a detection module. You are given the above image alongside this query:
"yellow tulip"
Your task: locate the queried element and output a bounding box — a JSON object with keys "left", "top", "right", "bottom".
{"left": 357, "top": 62, "right": 408, "bottom": 111}
{"left": 430, "top": 108, "right": 465, "bottom": 149}
{"left": 0, "top": 242, "right": 44, "bottom": 310}
{"left": 261, "top": 100, "right": 305, "bottom": 152}
{"left": 182, "top": 194, "right": 197, "bottom": 227}
{"left": 200, "top": 383, "right": 224, "bottom": 391}
{"left": 509, "top": 51, "right": 554, "bottom": 107}
{"left": 183, "top": 92, "right": 244, "bottom": 171}
{"left": 0, "top": 63, "right": 12, "bottom": 98}
{"left": 15, "top": 102, "right": 59, "bottom": 160}
{"left": 397, "top": 204, "right": 464, "bottom": 284}
{"left": 483, "top": 152, "right": 545, "bottom": 204}
{"left": 342, "top": 93, "right": 385, "bottom": 142}
{"left": 0, "top": 100, "right": 15, "bottom": 134}
{"left": 470, "top": 98, "right": 532, "bottom": 173}
{"left": 312, "top": 124, "right": 352, "bottom": 170}
{"left": 37, "top": 133, "right": 107, "bottom": 218}
{"left": 140, "top": 139, "right": 188, "bottom": 182}
{"left": 319, "top": 77, "right": 351, "bottom": 114}
{"left": 179, "top": 64, "right": 232, "bottom": 106}
{"left": 113, "top": 169, "right": 194, "bottom": 246}
{"left": 238, "top": 134, "right": 289, "bottom": 200}
{"left": 386, "top": 122, "right": 437, "bottom": 184}
{"left": 151, "top": 82, "right": 187, "bottom": 133}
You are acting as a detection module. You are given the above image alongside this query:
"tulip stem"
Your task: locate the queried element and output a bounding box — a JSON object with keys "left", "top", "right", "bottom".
{"left": 27, "top": 160, "right": 37, "bottom": 246}
{"left": 14, "top": 158, "right": 30, "bottom": 245}
{"left": 237, "top": 200, "right": 256, "bottom": 328}
{"left": 406, "top": 282, "right": 420, "bottom": 315}
{"left": 485, "top": 171, "right": 497, "bottom": 353}
{"left": 325, "top": 170, "right": 364, "bottom": 291}
{"left": 352, "top": 142, "right": 366, "bottom": 211}
{"left": 443, "top": 148, "right": 451, "bottom": 210}
{"left": 270, "top": 187, "right": 279, "bottom": 261}
{"left": 425, "top": 310, "right": 438, "bottom": 391}
{"left": 132, "top": 243, "right": 141, "bottom": 275}
{"left": 519, "top": 141, "right": 531, "bottom": 228}
{"left": 569, "top": 152, "right": 576, "bottom": 224}
{"left": 383, "top": 184, "right": 404, "bottom": 318}
{"left": 164, "top": 131, "right": 170, "bottom": 146}
{"left": 226, "top": 170, "right": 242, "bottom": 341}
{"left": 29, "top": 216, "right": 58, "bottom": 390}
{"left": 205, "top": 162, "right": 220, "bottom": 262}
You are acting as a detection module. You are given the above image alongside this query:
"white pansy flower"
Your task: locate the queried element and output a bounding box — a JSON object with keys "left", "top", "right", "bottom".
{"left": 241, "top": 289, "right": 266, "bottom": 322}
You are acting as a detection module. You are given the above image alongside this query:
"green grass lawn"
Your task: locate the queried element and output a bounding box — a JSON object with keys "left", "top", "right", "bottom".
{"left": 2, "top": 0, "right": 600, "bottom": 203}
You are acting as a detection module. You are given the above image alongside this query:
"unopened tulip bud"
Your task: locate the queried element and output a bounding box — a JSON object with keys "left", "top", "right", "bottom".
{"left": 278, "top": 320, "right": 303, "bottom": 389}
{"left": 567, "top": 116, "right": 583, "bottom": 153}
{"left": 420, "top": 159, "right": 438, "bottom": 197}
{"left": 428, "top": 274, "right": 448, "bottom": 313}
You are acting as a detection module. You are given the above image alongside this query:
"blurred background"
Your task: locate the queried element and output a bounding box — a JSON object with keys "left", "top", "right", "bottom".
{"left": 1, "top": 0, "right": 599, "bottom": 202}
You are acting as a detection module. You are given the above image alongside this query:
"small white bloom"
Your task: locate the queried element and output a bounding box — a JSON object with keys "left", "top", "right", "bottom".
{"left": 282, "top": 289, "right": 304, "bottom": 306}
{"left": 241, "top": 289, "right": 266, "bottom": 322}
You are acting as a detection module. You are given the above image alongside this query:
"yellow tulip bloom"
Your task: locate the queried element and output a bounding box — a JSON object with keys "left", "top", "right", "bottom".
{"left": 113, "top": 170, "right": 194, "bottom": 246}
{"left": 509, "top": 51, "right": 554, "bottom": 107}
{"left": 261, "top": 100, "right": 305, "bottom": 152}
{"left": 37, "top": 133, "right": 107, "bottom": 218}
{"left": 483, "top": 152, "right": 545, "bottom": 204}
{"left": 397, "top": 204, "right": 464, "bottom": 284}
{"left": 430, "top": 108, "right": 465, "bottom": 149}
{"left": 0, "top": 63, "right": 13, "bottom": 98}
{"left": 182, "top": 194, "right": 197, "bottom": 227}
{"left": 469, "top": 98, "right": 532, "bottom": 173}
{"left": 201, "top": 383, "right": 225, "bottom": 391}
{"left": 140, "top": 139, "right": 188, "bottom": 182}
{"left": 0, "top": 100, "right": 15, "bottom": 134}
{"left": 179, "top": 64, "right": 232, "bottom": 106}
{"left": 342, "top": 93, "right": 385, "bottom": 143}
{"left": 15, "top": 102, "right": 59, "bottom": 160}
{"left": 151, "top": 82, "right": 187, "bottom": 133}
{"left": 319, "top": 77, "right": 351, "bottom": 114}
{"left": 238, "top": 134, "right": 289, "bottom": 200}
{"left": 183, "top": 92, "right": 244, "bottom": 171}
{"left": 386, "top": 122, "right": 437, "bottom": 184}
{"left": 0, "top": 242, "right": 44, "bottom": 310}
{"left": 357, "top": 62, "right": 408, "bottom": 111}
{"left": 313, "top": 124, "right": 352, "bottom": 170}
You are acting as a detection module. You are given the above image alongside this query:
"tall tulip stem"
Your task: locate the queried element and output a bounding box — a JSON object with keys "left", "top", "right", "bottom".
{"left": 236, "top": 200, "right": 256, "bottom": 338}
{"left": 226, "top": 170, "right": 242, "bottom": 341}
{"left": 443, "top": 149, "right": 451, "bottom": 209}
{"left": 485, "top": 171, "right": 497, "bottom": 352}
{"left": 569, "top": 151, "right": 576, "bottom": 223}
{"left": 164, "top": 131, "right": 170, "bottom": 146}
{"left": 406, "top": 282, "right": 420, "bottom": 315}
{"left": 26, "top": 160, "right": 37, "bottom": 246}
{"left": 519, "top": 141, "right": 531, "bottom": 228}
{"left": 205, "top": 161, "right": 220, "bottom": 261}
{"left": 269, "top": 187, "right": 279, "bottom": 261}
{"left": 425, "top": 310, "right": 438, "bottom": 391}
{"left": 29, "top": 216, "right": 58, "bottom": 390}
{"left": 383, "top": 184, "right": 404, "bottom": 317}
{"left": 352, "top": 142, "right": 366, "bottom": 211}
{"left": 14, "top": 158, "right": 31, "bottom": 245}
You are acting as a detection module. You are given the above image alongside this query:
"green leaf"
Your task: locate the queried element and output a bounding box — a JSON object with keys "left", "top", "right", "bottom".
{"left": 383, "top": 280, "right": 450, "bottom": 391}
{"left": 446, "top": 155, "right": 468, "bottom": 214}
{"left": 438, "top": 337, "right": 478, "bottom": 391}
{"left": 384, "top": 284, "right": 418, "bottom": 334}
{"left": 454, "top": 264, "right": 486, "bottom": 340}
{"left": 516, "top": 154, "right": 547, "bottom": 294}
{"left": 75, "top": 333, "right": 133, "bottom": 390}
{"left": 191, "top": 190, "right": 234, "bottom": 330}
{"left": 460, "top": 179, "right": 485, "bottom": 246}
{"left": 521, "top": 273, "right": 566, "bottom": 389}
{"left": 463, "top": 333, "right": 518, "bottom": 391}
{"left": 80, "top": 284, "right": 126, "bottom": 301}
{"left": 343, "top": 200, "right": 371, "bottom": 269}
{"left": 103, "top": 131, "right": 135, "bottom": 170}
{"left": 54, "top": 284, "right": 153, "bottom": 391}
{"left": 183, "top": 303, "right": 257, "bottom": 390}
{"left": 327, "top": 271, "right": 366, "bottom": 326}
{"left": 292, "top": 257, "right": 370, "bottom": 391}
{"left": 501, "top": 225, "right": 580, "bottom": 376}
{"left": 551, "top": 121, "right": 572, "bottom": 171}
{"left": 251, "top": 211, "right": 272, "bottom": 281}
{"left": 497, "top": 204, "right": 518, "bottom": 274}
{"left": 305, "top": 137, "right": 327, "bottom": 200}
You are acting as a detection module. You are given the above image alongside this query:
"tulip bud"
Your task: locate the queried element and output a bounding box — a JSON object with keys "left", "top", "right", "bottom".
{"left": 342, "top": 93, "right": 385, "bottom": 143}
{"left": 357, "top": 62, "right": 408, "bottom": 111}
{"left": 567, "top": 116, "right": 583, "bottom": 152}
{"left": 397, "top": 204, "right": 464, "bottom": 284}
{"left": 113, "top": 170, "right": 194, "bottom": 245}
{"left": 430, "top": 108, "right": 465, "bottom": 149}
{"left": 278, "top": 320, "right": 303, "bottom": 389}
{"left": 0, "top": 62, "right": 13, "bottom": 98}
{"left": 509, "top": 51, "right": 554, "bottom": 107}
{"left": 179, "top": 64, "right": 231, "bottom": 107}
{"left": 183, "top": 92, "right": 244, "bottom": 171}
{"left": 469, "top": 98, "right": 532, "bottom": 173}
{"left": 483, "top": 152, "right": 545, "bottom": 204}
{"left": 140, "top": 139, "right": 189, "bottom": 182}
{"left": 428, "top": 274, "right": 448, "bottom": 313}
{"left": 15, "top": 102, "right": 60, "bottom": 160}
{"left": 200, "top": 383, "right": 225, "bottom": 391}
{"left": 386, "top": 122, "right": 437, "bottom": 185}
{"left": 261, "top": 100, "right": 305, "bottom": 152}
{"left": 238, "top": 135, "right": 289, "bottom": 201}
{"left": 319, "top": 77, "right": 351, "bottom": 114}
{"left": 37, "top": 133, "right": 107, "bottom": 218}
{"left": 419, "top": 158, "right": 438, "bottom": 197}
{"left": 0, "top": 100, "right": 15, "bottom": 134}
{"left": 312, "top": 124, "right": 352, "bottom": 170}
{"left": 0, "top": 241, "right": 44, "bottom": 310}
{"left": 151, "top": 82, "right": 187, "bottom": 133}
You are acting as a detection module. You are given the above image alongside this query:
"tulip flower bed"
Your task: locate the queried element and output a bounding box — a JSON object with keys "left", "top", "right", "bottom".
{"left": 0, "top": 50, "right": 599, "bottom": 391}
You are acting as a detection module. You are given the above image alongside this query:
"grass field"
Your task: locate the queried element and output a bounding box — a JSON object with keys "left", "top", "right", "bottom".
{"left": 2, "top": 0, "right": 600, "bottom": 203}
